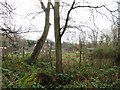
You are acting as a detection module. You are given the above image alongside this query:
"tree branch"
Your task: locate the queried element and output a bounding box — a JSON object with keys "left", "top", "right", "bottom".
{"left": 60, "top": 0, "right": 75, "bottom": 37}
{"left": 50, "top": 2, "right": 54, "bottom": 9}
{"left": 60, "top": 2, "right": 118, "bottom": 37}
{"left": 73, "top": 4, "right": 118, "bottom": 13}
{"left": 39, "top": 0, "right": 46, "bottom": 12}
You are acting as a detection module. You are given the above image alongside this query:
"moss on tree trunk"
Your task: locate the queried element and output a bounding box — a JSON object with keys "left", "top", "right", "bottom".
{"left": 54, "top": 1, "right": 63, "bottom": 73}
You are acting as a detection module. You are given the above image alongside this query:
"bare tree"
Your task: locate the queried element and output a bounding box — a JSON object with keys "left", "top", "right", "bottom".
{"left": 115, "top": 2, "right": 120, "bottom": 66}
{"left": 0, "top": 0, "right": 15, "bottom": 34}
{"left": 29, "top": 0, "right": 51, "bottom": 64}
{"left": 53, "top": 0, "right": 118, "bottom": 73}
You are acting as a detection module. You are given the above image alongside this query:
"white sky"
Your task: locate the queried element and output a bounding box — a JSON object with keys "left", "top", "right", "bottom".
{"left": 1, "top": 0, "right": 118, "bottom": 43}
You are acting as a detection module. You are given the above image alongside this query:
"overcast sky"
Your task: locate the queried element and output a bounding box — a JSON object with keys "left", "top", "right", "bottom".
{"left": 2, "top": 0, "right": 118, "bottom": 43}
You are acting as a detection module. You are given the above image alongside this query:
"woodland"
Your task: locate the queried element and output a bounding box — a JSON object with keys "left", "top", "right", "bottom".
{"left": 1, "top": 0, "right": 120, "bottom": 89}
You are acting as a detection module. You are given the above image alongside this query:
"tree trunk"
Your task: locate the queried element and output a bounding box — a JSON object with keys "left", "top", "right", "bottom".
{"left": 29, "top": 1, "right": 50, "bottom": 64}
{"left": 22, "top": 47, "right": 25, "bottom": 58}
{"left": 54, "top": 1, "right": 63, "bottom": 73}
{"left": 79, "top": 37, "right": 82, "bottom": 67}
{"left": 115, "top": 2, "right": 120, "bottom": 66}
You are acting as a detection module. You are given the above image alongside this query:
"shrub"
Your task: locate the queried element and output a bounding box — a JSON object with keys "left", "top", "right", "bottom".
{"left": 92, "top": 44, "right": 117, "bottom": 59}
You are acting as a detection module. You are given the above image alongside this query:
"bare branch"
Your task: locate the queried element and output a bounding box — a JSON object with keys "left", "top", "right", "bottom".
{"left": 39, "top": 0, "right": 46, "bottom": 12}
{"left": 61, "top": 1, "right": 70, "bottom": 6}
{"left": 66, "top": 24, "right": 94, "bottom": 32}
{"left": 60, "top": 0, "right": 75, "bottom": 37}
{"left": 0, "top": 26, "right": 17, "bottom": 34}
{"left": 60, "top": 1, "right": 118, "bottom": 38}
{"left": 73, "top": 4, "right": 118, "bottom": 12}
{"left": 50, "top": 2, "right": 54, "bottom": 9}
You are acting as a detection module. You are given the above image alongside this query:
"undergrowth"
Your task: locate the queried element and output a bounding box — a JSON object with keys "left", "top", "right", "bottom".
{"left": 2, "top": 54, "right": 120, "bottom": 89}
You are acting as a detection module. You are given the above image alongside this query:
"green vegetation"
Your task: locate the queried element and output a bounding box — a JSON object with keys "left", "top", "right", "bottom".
{"left": 1, "top": 0, "right": 120, "bottom": 89}
{"left": 92, "top": 43, "right": 117, "bottom": 59}
{"left": 2, "top": 53, "right": 120, "bottom": 89}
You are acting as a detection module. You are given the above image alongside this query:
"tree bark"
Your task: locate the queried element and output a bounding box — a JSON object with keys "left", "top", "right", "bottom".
{"left": 54, "top": 1, "right": 63, "bottom": 73}
{"left": 29, "top": 1, "right": 51, "bottom": 64}
{"left": 79, "top": 37, "right": 82, "bottom": 67}
{"left": 54, "top": 0, "right": 75, "bottom": 73}
{"left": 115, "top": 2, "right": 120, "bottom": 66}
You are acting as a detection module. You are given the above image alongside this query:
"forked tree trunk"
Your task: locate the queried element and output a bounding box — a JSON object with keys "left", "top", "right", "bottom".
{"left": 54, "top": 1, "right": 63, "bottom": 73}
{"left": 29, "top": 1, "right": 51, "bottom": 64}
